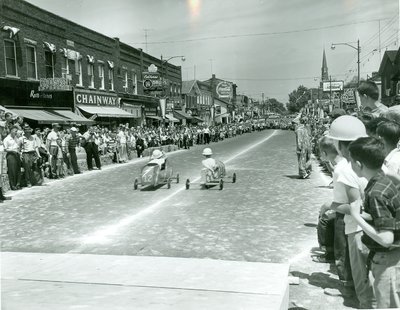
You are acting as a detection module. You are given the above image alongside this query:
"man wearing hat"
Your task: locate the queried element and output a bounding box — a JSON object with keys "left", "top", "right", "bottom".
{"left": 295, "top": 116, "right": 312, "bottom": 179}
{"left": 46, "top": 123, "right": 61, "bottom": 179}
{"left": 20, "top": 124, "right": 41, "bottom": 187}
{"left": 65, "top": 127, "right": 81, "bottom": 174}
{"left": 82, "top": 126, "right": 101, "bottom": 170}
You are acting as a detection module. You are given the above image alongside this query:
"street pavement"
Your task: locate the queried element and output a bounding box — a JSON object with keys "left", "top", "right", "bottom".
{"left": 1, "top": 129, "right": 360, "bottom": 309}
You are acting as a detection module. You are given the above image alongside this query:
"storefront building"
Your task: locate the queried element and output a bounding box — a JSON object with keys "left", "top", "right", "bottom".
{"left": 0, "top": 0, "right": 182, "bottom": 127}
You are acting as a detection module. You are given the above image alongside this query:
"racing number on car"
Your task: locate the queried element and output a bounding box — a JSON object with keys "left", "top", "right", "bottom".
{"left": 142, "top": 170, "right": 153, "bottom": 183}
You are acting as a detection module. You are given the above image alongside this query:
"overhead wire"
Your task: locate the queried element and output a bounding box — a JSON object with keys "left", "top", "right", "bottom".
{"left": 128, "top": 17, "right": 392, "bottom": 45}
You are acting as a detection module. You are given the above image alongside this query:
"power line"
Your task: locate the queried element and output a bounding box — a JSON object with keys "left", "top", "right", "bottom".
{"left": 362, "top": 15, "right": 397, "bottom": 48}
{"left": 128, "top": 18, "right": 391, "bottom": 45}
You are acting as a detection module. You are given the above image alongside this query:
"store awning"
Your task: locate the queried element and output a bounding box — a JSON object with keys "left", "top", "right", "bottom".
{"left": 165, "top": 114, "right": 179, "bottom": 122}
{"left": 173, "top": 110, "right": 193, "bottom": 120}
{"left": 191, "top": 116, "right": 205, "bottom": 123}
{"left": 146, "top": 115, "right": 163, "bottom": 121}
{"left": 50, "top": 110, "right": 94, "bottom": 124}
{"left": 77, "top": 105, "right": 135, "bottom": 118}
{"left": 8, "top": 109, "right": 70, "bottom": 124}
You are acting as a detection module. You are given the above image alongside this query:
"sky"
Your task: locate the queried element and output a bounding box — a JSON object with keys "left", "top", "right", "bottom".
{"left": 26, "top": 0, "right": 399, "bottom": 103}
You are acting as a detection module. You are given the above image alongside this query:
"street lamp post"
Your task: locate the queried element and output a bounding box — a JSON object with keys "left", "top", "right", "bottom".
{"left": 160, "top": 55, "right": 185, "bottom": 126}
{"left": 331, "top": 39, "right": 360, "bottom": 86}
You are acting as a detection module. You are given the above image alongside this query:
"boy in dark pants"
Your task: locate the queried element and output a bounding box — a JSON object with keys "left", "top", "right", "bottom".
{"left": 348, "top": 137, "right": 400, "bottom": 308}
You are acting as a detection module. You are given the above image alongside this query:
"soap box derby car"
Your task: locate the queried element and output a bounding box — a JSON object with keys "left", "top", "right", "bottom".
{"left": 185, "top": 160, "right": 236, "bottom": 190}
{"left": 134, "top": 158, "right": 179, "bottom": 190}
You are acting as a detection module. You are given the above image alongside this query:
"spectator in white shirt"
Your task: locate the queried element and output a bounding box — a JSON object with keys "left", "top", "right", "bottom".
{"left": 46, "top": 123, "right": 61, "bottom": 179}
{"left": 3, "top": 126, "right": 21, "bottom": 190}
{"left": 377, "top": 121, "right": 400, "bottom": 185}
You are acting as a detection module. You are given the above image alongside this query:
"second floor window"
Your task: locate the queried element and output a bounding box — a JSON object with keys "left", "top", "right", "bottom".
{"left": 88, "top": 63, "right": 94, "bottom": 88}
{"left": 44, "top": 51, "right": 54, "bottom": 78}
{"left": 109, "top": 68, "right": 114, "bottom": 91}
{"left": 26, "top": 45, "right": 37, "bottom": 79}
{"left": 4, "top": 40, "right": 17, "bottom": 77}
{"left": 61, "top": 57, "right": 69, "bottom": 79}
{"left": 124, "top": 70, "right": 128, "bottom": 90}
{"left": 98, "top": 64, "right": 105, "bottom": 89}
{"left": 133, "top": 72, "right": 137, "bottom": 95}
{"left": 76, "top": 60, "right": 82, "bottom": 86}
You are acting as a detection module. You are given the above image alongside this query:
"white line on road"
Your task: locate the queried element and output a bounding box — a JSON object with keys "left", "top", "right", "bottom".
{"left": 72, "top": 130, "right": 278, "bottom": 250}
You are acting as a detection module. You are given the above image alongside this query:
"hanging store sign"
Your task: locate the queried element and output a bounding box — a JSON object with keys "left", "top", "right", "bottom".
{"left": 322, "top": 81, "right": 344, "bottom": 92}
{"left": 143, "top": 72, "right": 164, "bottom": 91}
{"left": 39, "top": 78, "right": 72, "bottom": 91}
{"left": 216, "top": 81, "right": 233, "bottom": 98}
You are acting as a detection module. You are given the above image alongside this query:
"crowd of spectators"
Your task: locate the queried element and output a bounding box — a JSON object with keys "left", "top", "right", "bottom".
{"left": 0, "top": 117, "right": 256, "bottom": 201}
{"left": 295, "top": 80, "right": 400, "bottom": 309}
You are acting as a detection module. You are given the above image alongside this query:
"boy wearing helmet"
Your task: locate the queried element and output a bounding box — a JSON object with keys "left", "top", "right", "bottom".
{"left": 148, "top": 149, "right": 166, "bottom": 170}
{"left": 201, "top": 147, "right": 225, "bottom": 185}
{"left": 322, "top": 115, "right": 375, "bottom": 307}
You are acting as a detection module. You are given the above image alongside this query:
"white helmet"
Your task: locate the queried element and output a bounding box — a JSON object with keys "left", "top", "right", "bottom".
{"left": 202, "top": 148, "right": 213, "bottom": 156}
{"left": 151, "top": 149, "right": 163, "bottom": 159}
{"left": 326, "top": 115, "right": 368, "bottom": 141}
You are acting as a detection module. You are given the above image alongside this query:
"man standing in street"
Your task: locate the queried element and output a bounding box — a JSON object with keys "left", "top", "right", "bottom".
{"left": 20, "top": 124, "right": 41, "bottom": 187}
{"left": 295, "top": 116, "right": 312, "bottom": 179}
{"left": 83, "top": 126, "right": 101, "bottom": 170}
{"left": 3, "top": 126, "right": 21, "bottom": 190}
{"left": 65, "top": 127, "right": 81, "bottom": 174}
{"left": 135, "top": 134, "right": 145, "bottom": 158}
{"left": 46, "top": 123, "right": 61, "bottom": 179}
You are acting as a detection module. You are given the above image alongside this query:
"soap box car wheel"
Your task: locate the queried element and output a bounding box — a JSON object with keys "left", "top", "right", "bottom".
{"left": 185, "top": 179, "right": 190, "bottom": 190}
{"left": 134, "top": 178, "right": 138, "bottom": 190}
{"left": 232, "top": 173, "right": 237, "bottom": 183}
{"left": 219, "top": 179, "right": 224, "bottom": 190}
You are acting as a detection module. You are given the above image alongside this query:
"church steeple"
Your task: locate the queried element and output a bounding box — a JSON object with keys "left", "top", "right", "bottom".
{"left": 321, "top": 49, "right": 329, "bottom": 81}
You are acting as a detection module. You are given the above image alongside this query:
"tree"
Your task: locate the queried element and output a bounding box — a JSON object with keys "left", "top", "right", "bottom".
{"left": 266, "top": 98, "right": 286, "bottom": 114}
{"left": 287, "top": 85, "right": 310, "bottom": 113}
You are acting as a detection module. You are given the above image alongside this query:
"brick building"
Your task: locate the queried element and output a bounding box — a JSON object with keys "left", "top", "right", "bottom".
{"left": 0, "top": 0, "right": 182, "bottom": 127}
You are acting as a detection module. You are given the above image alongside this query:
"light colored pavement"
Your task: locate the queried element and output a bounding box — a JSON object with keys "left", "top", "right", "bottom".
{"left": 0, "top": 129, "right": 360, "bottom": 309}
{"left": 2, "top": 252, "right": 289, "bottom": 310}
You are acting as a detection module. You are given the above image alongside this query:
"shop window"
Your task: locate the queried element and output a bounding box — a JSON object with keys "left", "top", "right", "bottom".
{"left": 4, "top": 40, "right": 17, "bottom": 77}
{"left": 26, "top": 45, "right": 37, "bottom": 80}
{"left": 76, "top": 59, "right": 83, "bottom": 86}
{"left": 88, "top": 63, "right": 94, "bottom": 88}
{"left": 99, "top": 63, "right": 105, "bottom": 89}
{"left": 44, "top": 51, "right": 54, "bottom": 78}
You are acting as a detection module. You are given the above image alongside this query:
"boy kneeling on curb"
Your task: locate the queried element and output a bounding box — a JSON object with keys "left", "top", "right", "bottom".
{"left": 347, "top": 136, "right": 400, "bottom": 309}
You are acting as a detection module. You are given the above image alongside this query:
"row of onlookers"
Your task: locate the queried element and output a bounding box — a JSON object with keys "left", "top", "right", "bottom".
{"left": 0, "top": 120, "right": 264, "bottom": 201}
{"left": 295, "top": 80, "right": 400, "bottom": 308}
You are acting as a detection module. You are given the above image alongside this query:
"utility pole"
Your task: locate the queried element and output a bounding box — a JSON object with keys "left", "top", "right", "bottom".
{"left": 143, "top": 28, "right": 153, "bottom": 53}
{"left": 261, "top": 92, "right": 265, "bottom": 116}
{"left": 357, "top": 39, "right": 360, "bottom": 86}
{"left": 329, "top": 75, "right": 332, "bottom": 106}
{"left": 379, "top": 20, "right": 381, "bottom": 60}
